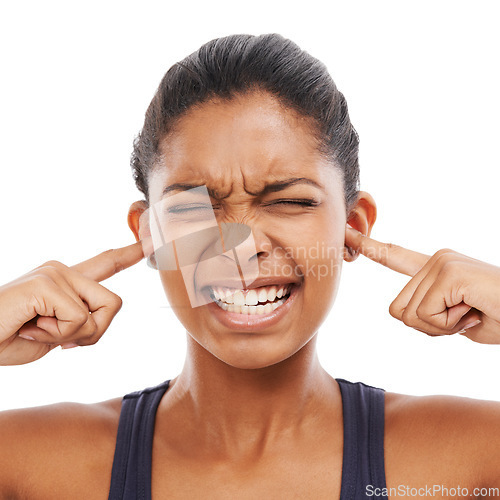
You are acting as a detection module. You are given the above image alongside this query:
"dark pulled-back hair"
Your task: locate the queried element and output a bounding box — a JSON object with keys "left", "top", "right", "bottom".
{"left": 131, "top": 33, "right": 360, "bottom": 216}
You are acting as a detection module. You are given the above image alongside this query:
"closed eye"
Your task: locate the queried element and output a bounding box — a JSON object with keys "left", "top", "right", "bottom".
{"left": 167, "top": 204, "right": 212, "bottom": 213}
{"left": 166, "top": 200, "right": 320, "bottom": 214}
{"left": 269, "top": 199, "right": 319, "bottom": 207}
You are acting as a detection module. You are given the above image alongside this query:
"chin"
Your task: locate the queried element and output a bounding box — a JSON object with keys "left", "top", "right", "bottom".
{"left": 199, "top": 334, "right": 313, "bottom": 371}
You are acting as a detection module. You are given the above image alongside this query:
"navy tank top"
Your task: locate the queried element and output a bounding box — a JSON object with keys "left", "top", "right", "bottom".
{"left": 108, "top": 378, "right": 387, "bottom": 499}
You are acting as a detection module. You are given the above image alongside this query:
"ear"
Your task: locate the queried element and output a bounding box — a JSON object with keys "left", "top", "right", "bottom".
{"left": 128, "top": 200, "right": 148, "bottom": 241}
{"left": 344, "top": 191, "right": 377, "bottom": 263}
{"left": 128, "top": 200, "right": 157, "bottom": 269}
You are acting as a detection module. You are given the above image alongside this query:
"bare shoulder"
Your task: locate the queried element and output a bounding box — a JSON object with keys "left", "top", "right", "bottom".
{"left": 0, "top": 396, "right": 123, "bottom": 500}
{"left": 384, "top": 390, "right": 500, "bottom": 493}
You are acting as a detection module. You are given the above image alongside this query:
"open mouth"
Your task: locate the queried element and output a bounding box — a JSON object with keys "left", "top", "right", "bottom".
{"left": 209, "top": 283, "right": 294, "bottom": 315}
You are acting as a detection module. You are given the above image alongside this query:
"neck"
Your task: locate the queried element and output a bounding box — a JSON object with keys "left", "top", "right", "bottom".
{"left": 160, "top": 332, "right": 341, "bottom": 461}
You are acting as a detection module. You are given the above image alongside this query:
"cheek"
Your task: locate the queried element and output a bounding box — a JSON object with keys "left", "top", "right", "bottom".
{"left": 300, "top": 238, "right": 344, "bottom": 316}
{"left": 158, "top": 270, "right": 219, "bottom": 336}
{"left": 159, "top": 271, "right": 193, "bottom": 320}
{"left": 292, "top": 214, "right": 345, "bottom": 314}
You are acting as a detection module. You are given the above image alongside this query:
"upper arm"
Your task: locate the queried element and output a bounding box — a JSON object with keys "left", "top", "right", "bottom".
{"left": 0, "top": 399, "right": 121, "bottom": 499}
{"left": 461, "top": 398, "right": 500, "bottom": 491}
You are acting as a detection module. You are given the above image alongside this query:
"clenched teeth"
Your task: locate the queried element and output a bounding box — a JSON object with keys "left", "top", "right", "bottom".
{"left": 211, "top": 284, "right": 292, "bottom": 306}
{"left": 216, "top": 299, "right": 287, "bottom": 315}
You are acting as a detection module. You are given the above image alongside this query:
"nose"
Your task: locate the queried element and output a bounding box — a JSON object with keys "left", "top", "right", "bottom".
{"left": 214, "top": 205, "right": 273, "bottom": 262}
{"left": 229, "top": 221, "right": 274, "bottom": 289}
{"left": 241, "top": 222, "right": 272, "bottom": 262}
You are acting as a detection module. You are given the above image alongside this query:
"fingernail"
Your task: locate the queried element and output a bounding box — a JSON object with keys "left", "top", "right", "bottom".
{"left": 463, "top": 319, "right": 481, "bottom": 330}
{"left": 61, "top": 342, "right": 79, "bottom": 349}
{"left": 18, "top": 334, "right": 36, "bottom": 341}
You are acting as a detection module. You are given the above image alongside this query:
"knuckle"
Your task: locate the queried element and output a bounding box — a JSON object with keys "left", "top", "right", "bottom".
{"left": 415, "top": 304, "right": 430, "bottom": 322}
{"left": 388, "top": 301, "right": 400, "bottom": 319}
{"left": 41, "top": 260, "right": 67, "bottom": 271}
{"left": 105, "top": 290, "right": 123, "bottom": 312}
{"left": 88, "top": 316, "right": 99, "bottom": 337}
{"left": 86, "top": 335, "right": 100, "bottom": 346}
{"left": 36, "top": 262, "right": 68, "bottom": 281}
{"left": 30, "top": 275, "right": 57, "bottom": 303}
{"left": 81, "top": 327, "right": 102, "bottom": 346}
{"left": 38, "top": 266, "right": 60, "bottom": 280}
{"left": 43, "top": 259, "right": 61, "bottom": 267}
{"left": 432, "top": 248, "right": 455, "bottom": 260}
{"left": 34, "top": 273, "right": 55, "bottom": 287}
{"left": 78, "top": 336, "right": 98, "bottom": 347}
{"left": 438, "top": 258, "right": 461, "bottom": 277}
{"left": 77, "top": 338, "right": 96, "bottom": 347}
{"left": 401, "top": 309, "right": 413, "bottom": 326}
{"left": 74, "top": 308, "right": 90, "bottom": 326}
{"left": 80, "top": 315, "right": 98, "bottom": 338}
{"left": 415, "top": 303, "right": 425, "bottom": 317}
{"left": 113, "top": 294, "right": 123, "bottom": 311}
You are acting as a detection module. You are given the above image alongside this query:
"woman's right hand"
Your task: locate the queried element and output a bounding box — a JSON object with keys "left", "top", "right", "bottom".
{"left": 0, "top": 241, "right": 144, "bottom": 366}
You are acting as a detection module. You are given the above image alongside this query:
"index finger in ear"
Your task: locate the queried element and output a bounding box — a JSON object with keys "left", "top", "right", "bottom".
{"left": 70, "top": 241, "right": 145, "bottom": 282}
{"left": 345, "top": 227, "right": 430, "bottom": 277}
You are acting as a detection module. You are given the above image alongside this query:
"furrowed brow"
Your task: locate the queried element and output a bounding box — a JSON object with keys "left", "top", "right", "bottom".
{"left": 252, "top": 177, "right": 325, "bottom": 196}
{"left": 162, "top": 177, "right": 325, "bottom": 199}
{"left": 162, "top": 183, "right": 222, "bottom": 199}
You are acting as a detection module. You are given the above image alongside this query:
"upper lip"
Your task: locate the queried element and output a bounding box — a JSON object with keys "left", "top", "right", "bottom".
{"left": 203, "top": 276, "right": 301, "bottom": 292}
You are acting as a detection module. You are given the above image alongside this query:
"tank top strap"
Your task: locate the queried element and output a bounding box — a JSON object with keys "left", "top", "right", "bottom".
{"left": 335, "top": 378, "right": 388, "bottom": 499}
{"left": 108, "top": 379, "right": 171, "bottom": 500}
{"left": 108, "top": 377, "right": 386, "bottom": 499}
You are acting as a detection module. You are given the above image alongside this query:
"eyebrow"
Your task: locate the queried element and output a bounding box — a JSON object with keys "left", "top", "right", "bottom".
{"left": 162, "top": 177, "right": 325, "bottom": 199}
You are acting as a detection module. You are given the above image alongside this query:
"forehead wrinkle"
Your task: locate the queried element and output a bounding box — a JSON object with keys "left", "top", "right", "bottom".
{"left": 168, "top": 179, "right": 234, "bottom": 201}
{"left": 160, "top": 153, "right": 330, "bottom": 201}
{"left": 155, "top": 96, "right": 331, "bottom": 202}
{"left": 162, "top": 172, "right": 327, "bottom": 202}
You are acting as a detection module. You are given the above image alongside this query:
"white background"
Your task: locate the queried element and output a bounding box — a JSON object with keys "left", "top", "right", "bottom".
{"left": 0, "top": 0, "right": 499, "bottom": 410}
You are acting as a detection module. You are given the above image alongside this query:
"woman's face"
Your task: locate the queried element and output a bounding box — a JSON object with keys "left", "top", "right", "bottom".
{"left": 130, "top": 91, "right": 376, "bottom": 369}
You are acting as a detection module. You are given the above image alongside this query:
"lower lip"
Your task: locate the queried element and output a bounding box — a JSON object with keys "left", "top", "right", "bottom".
{"left": 205, "top": 283, "right": 301, "bottom": 332}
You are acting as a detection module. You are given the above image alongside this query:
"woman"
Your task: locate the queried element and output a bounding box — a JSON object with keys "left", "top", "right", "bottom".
{"left": 1, "top": 33, "right": 499, "bottom": 499}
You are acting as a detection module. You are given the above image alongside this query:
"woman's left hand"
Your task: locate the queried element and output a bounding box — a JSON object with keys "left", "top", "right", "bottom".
{"left": 345, "top": 227, "right": 500, "bottom": 344}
